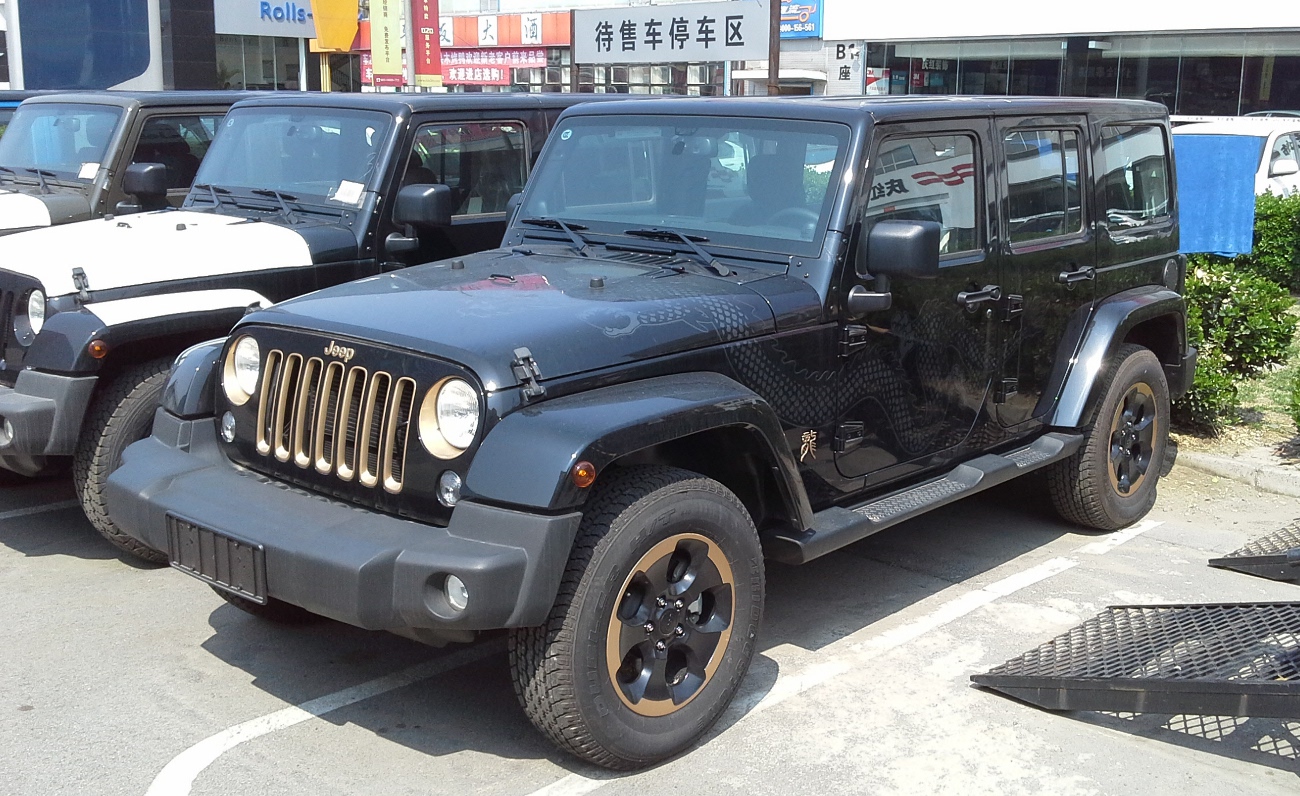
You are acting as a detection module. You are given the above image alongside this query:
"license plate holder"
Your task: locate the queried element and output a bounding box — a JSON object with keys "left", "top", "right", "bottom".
{"left": 166, "top": 514, "right": 268, "bottom": 603}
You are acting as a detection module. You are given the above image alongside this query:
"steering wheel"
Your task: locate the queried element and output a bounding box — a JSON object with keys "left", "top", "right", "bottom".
{"left": 766, "top": 206, "right": 820, "bottom": 235}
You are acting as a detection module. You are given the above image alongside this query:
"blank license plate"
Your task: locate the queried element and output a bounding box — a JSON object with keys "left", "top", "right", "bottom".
{"left": 166, "top": 515, "right": 268, "bottom": 603}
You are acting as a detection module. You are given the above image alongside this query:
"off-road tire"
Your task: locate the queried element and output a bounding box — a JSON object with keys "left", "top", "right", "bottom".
{"left": 73, "top": 357, "right": 174, "bottom": 563}
{"left": 1047, "top": 343, "right": 1169, "bottom": 531}
{"left": 212, "top": 587, "right": 318, "bottom": 624}
{"left": 509, "top": 465, "right": 764, "bottom": 770}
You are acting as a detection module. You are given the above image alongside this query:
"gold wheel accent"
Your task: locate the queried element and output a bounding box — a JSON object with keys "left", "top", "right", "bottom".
{"left": 604, "top": 532, "right": 735, "bottom": 717}
{"left": 1108, "top": 381, "right": 1159, "bottom": 496}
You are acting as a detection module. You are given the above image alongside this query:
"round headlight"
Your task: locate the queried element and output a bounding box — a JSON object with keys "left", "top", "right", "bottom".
{"left": 419, "top": 377, "right": 480, "bottom": 458}
{"left": 26, "top": 290, "right": 45, "bottom": 336}
{"left": 222, "top": 335, "right": 260, "bottom": 406}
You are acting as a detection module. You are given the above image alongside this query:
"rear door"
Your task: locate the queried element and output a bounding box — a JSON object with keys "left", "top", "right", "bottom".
{"left": 992, "top": 115, "right": 1095, "bottom": 428}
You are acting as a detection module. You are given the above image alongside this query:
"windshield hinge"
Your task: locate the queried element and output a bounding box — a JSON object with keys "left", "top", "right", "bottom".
{"left": 71, "top": 267, "right": 91, "bottom": 303}
{"left": 511, "top": 347, "right": 546, "bottom": 402}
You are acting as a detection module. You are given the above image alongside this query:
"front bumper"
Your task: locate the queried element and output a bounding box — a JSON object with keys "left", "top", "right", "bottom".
{"left": 105, "top": 410, "right": 582, "bottom": 636}
{"left": 0, "top": 370, "right": 97, "bottom": 475}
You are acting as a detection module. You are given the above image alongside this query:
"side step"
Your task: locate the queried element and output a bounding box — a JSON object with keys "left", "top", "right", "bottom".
{"left": 766, "top": 431, "right": 1083, "bottom": 565}
{"left": 1208, "top": 520, "right": 1300, "bottom": 584}
{"left": 972, "top": 603, "right": 1300, "bottom": 719}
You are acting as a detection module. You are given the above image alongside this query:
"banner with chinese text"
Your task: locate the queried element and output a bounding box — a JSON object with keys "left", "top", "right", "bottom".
{"left": 371, "top": 0, "right": 404, "bottom": 85}
{"left": 412, "top": 0, "right": 443, "bottom": 87}
{"left": 574, "top": 0, "right": 768, "bottom": 64}
{"left": 442, "top": 48, "right": 546, "bottom": 85}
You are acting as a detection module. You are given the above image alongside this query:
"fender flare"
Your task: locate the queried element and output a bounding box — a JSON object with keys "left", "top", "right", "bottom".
{"left": 465, "top": 371, "right": 814, "bottom": 530}
{"left": 1045, "top": 286, "right": 1187, "bottom": 428}
{"left": 26, "top": 289, "right": 268, "bottom": 372}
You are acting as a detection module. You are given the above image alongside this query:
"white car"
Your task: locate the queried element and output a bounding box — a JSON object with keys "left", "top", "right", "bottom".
{"left": 1173, "top": 118, "right": 1300, "bottom": 196}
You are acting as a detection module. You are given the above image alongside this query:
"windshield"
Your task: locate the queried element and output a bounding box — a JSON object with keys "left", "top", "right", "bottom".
{"left": 0, "top": 108, "right": 15, "bottom": 139}
{"left": 194, "top": 106, "right": 394, "bottom": 205}
{"left": 519, "top": 115, "right": 849, "bottom": 257}
{"left": 0, "top": 103, "right": 124, "bottom": 179}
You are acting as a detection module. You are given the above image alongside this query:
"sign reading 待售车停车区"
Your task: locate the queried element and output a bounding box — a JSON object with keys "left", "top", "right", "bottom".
{"left": 573, "top": 0, "right": 770, "bottom": 65}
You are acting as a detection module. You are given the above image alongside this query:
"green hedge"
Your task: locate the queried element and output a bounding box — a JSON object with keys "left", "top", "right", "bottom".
{"left": 1173, "top": 256, "right": 1298, "bottom": 431}
{"left": 1233, "top": 193, "right": 1300, "bottom": 291}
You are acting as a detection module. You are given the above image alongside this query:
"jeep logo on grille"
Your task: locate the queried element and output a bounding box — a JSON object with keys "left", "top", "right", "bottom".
{"left": 324, "top": 341, "right": 355, "bottom": 362}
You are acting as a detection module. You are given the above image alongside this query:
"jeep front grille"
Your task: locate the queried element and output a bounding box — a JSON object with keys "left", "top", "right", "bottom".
{"left": 254, "top": 350, "right": 416, "bottom": 494}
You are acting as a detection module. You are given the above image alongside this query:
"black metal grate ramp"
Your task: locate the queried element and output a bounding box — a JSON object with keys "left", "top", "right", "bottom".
{"left": 1208, "top": 520, "right": 1300, "bottom": 584}
{"left": 972, "top": 603, "right": 1300, "bottom": 718}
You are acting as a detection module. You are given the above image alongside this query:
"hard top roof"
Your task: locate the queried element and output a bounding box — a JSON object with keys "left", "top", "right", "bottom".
{"left": 228, "top": 90, "right": 630, "bottom": 115}
{"left": 21, "top": 90, "right": 253, "bottom": 109}
{"left": 0, "top": 90, "right": 64, "bottom": 105}
{"left": 557, "top": 94, "right": 1168, "bottom": 125}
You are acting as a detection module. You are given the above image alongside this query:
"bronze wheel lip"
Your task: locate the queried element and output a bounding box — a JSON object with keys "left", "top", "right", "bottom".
{"left": 605, "top": 531, "right": 735, "bottom": 718}
{"left": 1108, "top": 381, "right": 1158, "bottom": 496}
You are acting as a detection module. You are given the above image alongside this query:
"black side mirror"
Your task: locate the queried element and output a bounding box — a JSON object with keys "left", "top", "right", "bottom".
{"left": 856, "top": 219, "right": 941, "bottom": 280}
{"left": 124, "top": 162, "right": 168, "bottom": 200}
{"left": 394, "top": 183, "right": 453, "bottom": 227}
{"left": 846, "top": 220, "right": 942, "bottom": 317}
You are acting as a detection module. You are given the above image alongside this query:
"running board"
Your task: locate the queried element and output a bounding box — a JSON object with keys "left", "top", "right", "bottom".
{"left": 766, "top": 431, "right": 1083, "bottom": 565}
{"left": 1208, "top": 520, "right": 1300, "bottom": 584}
{"left": 973, "top": 603, "right": 1300, "bottom": 719}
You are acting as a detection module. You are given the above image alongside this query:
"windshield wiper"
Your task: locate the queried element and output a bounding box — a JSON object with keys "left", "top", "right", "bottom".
{"left": 192, "top": 183, "right": 232, "bottom": 208}
{"left": 623, "top": 228, "right": 730, "bottom": 276}
{"left": 250, "top": 188, "right": 302, "bottom": 224}
{"left": 0, "top": 165, "right": 15, "bottom": 184}
{"left": 24, "top": 168, "right": 54, "bottom": 194}
{"left": 519, "top": 217, "right": 591, "bottom": 257}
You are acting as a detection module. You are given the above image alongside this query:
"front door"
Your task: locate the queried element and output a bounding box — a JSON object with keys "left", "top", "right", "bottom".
{"left": 992, "top": 116, "right": 1096, "bottom": 428}
{"left": 834, "top": 121, "right": 1004, "bottom": 484}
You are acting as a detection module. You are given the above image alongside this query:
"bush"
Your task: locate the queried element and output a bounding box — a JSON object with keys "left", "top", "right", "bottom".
{"left": 1173, "top": 257, "right": 1298, "bottom": 431}
{"left": 1291, "top": 370, "right": 1300, "bottom": 431}
{"left": 1232, "top": 193, "right": 1300, "bottom": 291}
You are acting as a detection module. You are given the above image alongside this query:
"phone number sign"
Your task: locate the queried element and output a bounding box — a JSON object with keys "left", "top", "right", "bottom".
{"left": 574, "top": 0, "right": 769, "bottom": 64}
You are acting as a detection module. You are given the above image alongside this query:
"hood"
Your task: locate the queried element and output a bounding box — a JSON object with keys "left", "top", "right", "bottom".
{"left": 0, "top": 190, "right": 55, "bottom": 232}
{"left": 251, "top": 248, "right": 778, "bottom": 388}
{"left": 0, "top": 209, "right": 321, "bottom": 296}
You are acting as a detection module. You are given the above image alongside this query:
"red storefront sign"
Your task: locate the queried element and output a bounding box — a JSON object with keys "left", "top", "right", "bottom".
{"left": 361, "top": 52, "right": 373, "bottom": 84}
{"left": 442, "top": 48, "right": 546, "bottom": 85}
{"left": 412, "top": 0, "right": 443, "bottom": 87}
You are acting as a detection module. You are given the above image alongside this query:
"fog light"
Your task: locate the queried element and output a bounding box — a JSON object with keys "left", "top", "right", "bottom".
{"left": 437, "top": 470, "right": 462, "bottom": 507}
{"left": 220, "top": 411, "right": 236, "bottom": 443}
{"left": 445, "top": 575, "right": 469, "bottom": 612}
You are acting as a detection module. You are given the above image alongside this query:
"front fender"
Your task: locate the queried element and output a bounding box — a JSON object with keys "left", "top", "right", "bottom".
{"left": 465, "top": 372, "right": 813, "bottom": 529}
{"left": 1045, "top": 286, "right": 1187, "bottom": 428}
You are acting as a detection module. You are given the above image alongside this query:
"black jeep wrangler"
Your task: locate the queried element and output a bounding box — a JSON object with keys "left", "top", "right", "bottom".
{"left": 106, "top": 96, "right": 1193, "bottom": 768}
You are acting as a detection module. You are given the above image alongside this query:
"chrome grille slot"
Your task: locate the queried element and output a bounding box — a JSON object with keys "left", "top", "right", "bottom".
{"left": 249, "top": 346, "right": 415, "bottom": 496}
{"left": 383, "top": 378, "right": 416, "bottom": 494}
{"left": 0, "top": 290, "right": 15, "bottom": 351}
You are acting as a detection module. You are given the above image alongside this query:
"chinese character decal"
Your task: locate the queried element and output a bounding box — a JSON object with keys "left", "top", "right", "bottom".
{"left": 800, "top": 430, "right": 818, "bottom": 462}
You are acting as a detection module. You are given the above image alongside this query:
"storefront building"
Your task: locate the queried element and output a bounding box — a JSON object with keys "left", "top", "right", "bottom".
{"left": 213, "top": 0, "right": 315, "bottom": 90}
{"left": 825, "top": 4, "right": 1300, "bottom": 114}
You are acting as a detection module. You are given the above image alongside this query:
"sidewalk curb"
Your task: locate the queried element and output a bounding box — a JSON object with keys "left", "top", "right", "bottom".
{"left": 1175, "top": 450, "right": 1300, "bottom": 498}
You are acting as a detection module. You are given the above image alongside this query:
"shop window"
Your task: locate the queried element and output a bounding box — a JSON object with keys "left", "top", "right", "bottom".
{"left": 1099, "top": 125, "right": 1170, "bottom": 228}
{"left": 405, "top": 121, "right": 528, "bottom": 215}
{"left": 1004, "top": 129, "right": 1082, "bottom": 244}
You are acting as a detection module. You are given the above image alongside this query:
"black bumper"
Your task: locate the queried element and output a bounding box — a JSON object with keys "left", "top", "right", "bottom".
{"left": 0, "top": 370, "right": 97, "bottom": 475}
{"left": 105, "top": 411, "right": 583, "bottom": 635}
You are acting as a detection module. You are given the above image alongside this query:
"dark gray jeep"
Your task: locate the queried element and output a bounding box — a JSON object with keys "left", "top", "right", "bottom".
{"left": 106, "top": 95, "right": 1193, "bottom": 768}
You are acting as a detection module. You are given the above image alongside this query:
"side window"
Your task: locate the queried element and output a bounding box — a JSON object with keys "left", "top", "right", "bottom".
{"left": 1004, "top": 129, "right": 1083, "bottom": 244}
{"left": 132, "top": 115, "right": 220, "bottom": 189}
{"left": 403, "top": 121, "right": 528, "bottom": 215}
{"left": 1099, "top": 124, "right": 1170, "bottom": 228}
{"left": 866, "top": 133, "right": 980, "bottom": 255}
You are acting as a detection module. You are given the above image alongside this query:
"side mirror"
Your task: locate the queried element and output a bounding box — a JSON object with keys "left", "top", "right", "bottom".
{"left": 124, "top": 162, "right": 168, "bottom": 200}
{"left": 856, "top": 219, "right": 941, "bottom": 280}
{"left": 394, "top": 183, "right": 453, "bottom": 227}
{"left": 1271, "top": 159, "right": 1300, "bottom": 177}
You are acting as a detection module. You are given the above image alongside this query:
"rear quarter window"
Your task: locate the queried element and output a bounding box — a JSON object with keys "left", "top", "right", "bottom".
{"left": 1099, "top": 124, "right": 1171, "bottom": 228}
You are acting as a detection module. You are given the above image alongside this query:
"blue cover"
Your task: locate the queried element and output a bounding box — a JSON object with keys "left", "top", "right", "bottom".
{"left": 1173, "top": 134, "right": 1262, "bottom": 256}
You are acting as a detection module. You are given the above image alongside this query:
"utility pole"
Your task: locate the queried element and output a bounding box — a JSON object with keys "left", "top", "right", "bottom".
{"left": 766, "top": 0, "right": 780, "bottom": 95}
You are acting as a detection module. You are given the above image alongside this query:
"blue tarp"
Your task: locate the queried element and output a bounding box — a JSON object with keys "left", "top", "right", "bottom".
{"left": 1173, "top": 134, "right": 1262, "bottom": 256}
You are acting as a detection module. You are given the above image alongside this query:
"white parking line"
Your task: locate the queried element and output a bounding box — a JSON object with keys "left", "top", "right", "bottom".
{"left": 0, "top": 499, "right": 79, "bottom": 521}
{"left": 1075, "top": 518, "right": 1162, "bottom": 555}
{"left": 144, "top": 639, "right": 504, "bottom": 796}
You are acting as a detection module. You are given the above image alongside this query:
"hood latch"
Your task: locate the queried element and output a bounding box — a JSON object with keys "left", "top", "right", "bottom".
{"left": 71, "top": 267, "right": 91, "bottom": 303}
{"left": 511, "top": 347, "right": 546, "bottom": 402}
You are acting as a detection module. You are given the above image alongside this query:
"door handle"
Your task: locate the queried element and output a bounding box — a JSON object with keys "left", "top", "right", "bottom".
{"left": 956, "top": 284, "right": 1002, "bottom": 312}
{"left": 1056, "top": 265, "right": 1096, "bottom": 286}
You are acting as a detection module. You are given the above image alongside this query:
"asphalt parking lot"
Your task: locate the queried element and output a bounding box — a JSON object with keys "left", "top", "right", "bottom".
{"left": 3, "top": 464, "right": 1299, "bottom": 796}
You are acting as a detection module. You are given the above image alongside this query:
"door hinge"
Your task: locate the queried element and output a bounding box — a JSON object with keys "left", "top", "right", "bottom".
{"left": 840, "top": 324, "right": 870, "bottom": 357}
{"left": 510, "top": 347, "right": 546, "bottom": 401}
{"left": 834, "top": 422, "right": 866, "bottom": 454}
{"left": 995, "top": 378, "right": 1019, "bottom": 403}
{"left": 999, "top": 293, "right": 1023, "bottom": 323}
